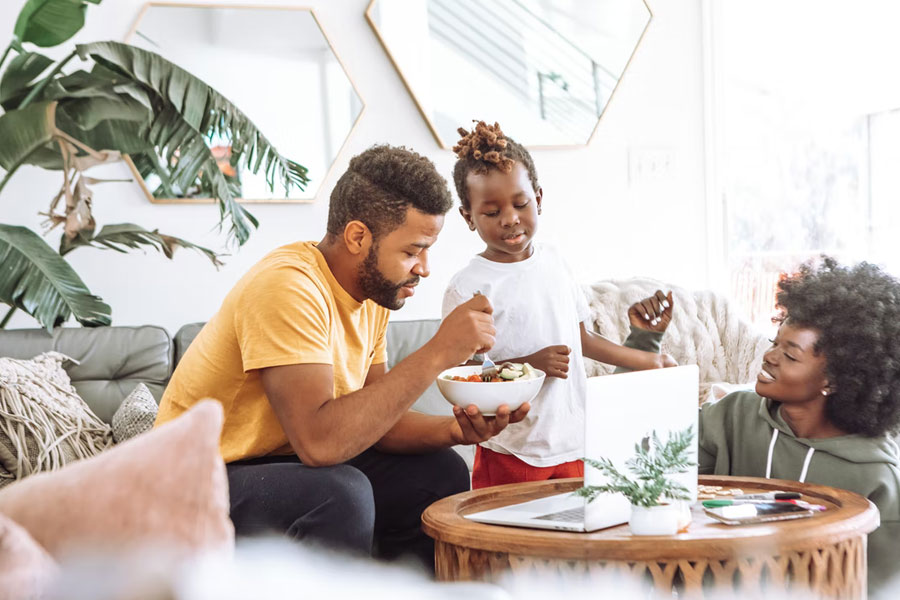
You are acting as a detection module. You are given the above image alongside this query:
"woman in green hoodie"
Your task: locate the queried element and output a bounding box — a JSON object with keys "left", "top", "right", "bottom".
{"left": 623, "top": 258, "right": 900, "bottom": 595}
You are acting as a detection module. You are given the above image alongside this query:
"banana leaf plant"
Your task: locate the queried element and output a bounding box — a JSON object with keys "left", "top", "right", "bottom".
{"left": 0, "top": 0, "right": 309, "bottom": 331}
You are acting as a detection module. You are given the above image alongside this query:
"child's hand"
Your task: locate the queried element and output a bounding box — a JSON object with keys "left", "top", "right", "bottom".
{"left": 527, "top": 345, "right": 571, "bottom": 379}
{"left": 628, "top": 290, "right": 673, "bottom": 333}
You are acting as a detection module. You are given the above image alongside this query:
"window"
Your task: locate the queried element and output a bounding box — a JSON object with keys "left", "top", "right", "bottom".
{"left": 705, "top": 1, "right": 900, "bottom": 331}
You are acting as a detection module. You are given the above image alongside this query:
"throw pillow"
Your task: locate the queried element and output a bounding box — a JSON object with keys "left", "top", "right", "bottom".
{"left": 0, "top": 400, "right": 233, "bottom": 557}
{"left": 0, "top": 352, "right": 113, "bottom": 489}
{"left": 0, "top": 512, "right": 58, "bottom": 600}
{"left": 111, "top": 383, "right": 159, "bottom": 443}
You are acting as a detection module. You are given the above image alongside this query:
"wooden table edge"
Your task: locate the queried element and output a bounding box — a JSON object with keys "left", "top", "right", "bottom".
{"left": 422, "top": 476, "right": 880, "bottom": 561}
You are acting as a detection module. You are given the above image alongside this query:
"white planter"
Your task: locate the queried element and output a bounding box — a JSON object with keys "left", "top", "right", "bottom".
{"left": 628, "top": 503, "right": 681, "bottom": 536}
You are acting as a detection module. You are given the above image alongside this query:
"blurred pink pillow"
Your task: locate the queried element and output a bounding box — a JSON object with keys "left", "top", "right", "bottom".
{"left": 0, "top": 512, "right": 57, "bottom": 600}
{"left": 0, "top": 400, "right": 233, "bottom": 558}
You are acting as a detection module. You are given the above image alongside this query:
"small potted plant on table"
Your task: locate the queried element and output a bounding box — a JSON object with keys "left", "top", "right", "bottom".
{"left": 576, "top": 426, "right": 695, "bottom": 535}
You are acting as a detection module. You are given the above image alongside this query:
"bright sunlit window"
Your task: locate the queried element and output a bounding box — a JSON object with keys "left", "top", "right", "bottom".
{"left": 706, "top": 0, "right": 900, "bottom": 330}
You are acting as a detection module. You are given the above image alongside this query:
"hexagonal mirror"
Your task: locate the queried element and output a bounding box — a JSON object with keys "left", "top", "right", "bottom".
{"left": 126, "top": 4, "right": 362, "bottom": 202}
{"left": 367, "top": 0, "right": 650, "bottom": 148}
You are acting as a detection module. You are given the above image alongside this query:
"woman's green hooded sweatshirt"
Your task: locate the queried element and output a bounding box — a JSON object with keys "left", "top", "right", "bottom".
{"left": 622, "top": 327, "right": 900, "bottom": 594}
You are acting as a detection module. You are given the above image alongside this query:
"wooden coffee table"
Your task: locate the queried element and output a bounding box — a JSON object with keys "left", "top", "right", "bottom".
{"left": 422, "top": 476, "right": 879, "bottom": 599}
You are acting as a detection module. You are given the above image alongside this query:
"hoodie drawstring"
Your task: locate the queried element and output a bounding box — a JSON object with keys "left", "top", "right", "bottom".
{"left": 765, "top": 429, "right": 779, "bottom": 479}
{"left": 798, "top": 447, "right": 816, "bottom": 483}
{"left": 765, "top": 428, "right": 816, "bottom": 483}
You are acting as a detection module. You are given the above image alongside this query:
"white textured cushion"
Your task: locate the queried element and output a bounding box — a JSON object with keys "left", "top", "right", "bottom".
{"left": 584, "top": 278, "right": 770, "bottom": 404}
{"left": 112, "top": 383, "right": 159, "bottom": 443}
{"left": 0, "top": 352, "right": 113, "bottom": 488}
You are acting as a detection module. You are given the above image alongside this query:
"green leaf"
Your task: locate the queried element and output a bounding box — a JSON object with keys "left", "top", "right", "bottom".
{"left": 46, "top": 70, "right": 152, "bottom": 110}
{"left": 0, "top": 51, "right": 53, "bottom": 105}
{"left": 60, "top": 95, "right": 150, "bottom": 130}
{"left": 13, "top": 0, "right": 99, "bottom": 48}
{"left": 60, "top": 222, "right": 224, "bottom": 268}
{"left": 25, "top": 143, "right": 65, "bottom": 170}
{"left": 153, "top": 106, "right": 260, "bottom": 244}
{"left": 0, "top": 224, "right": 111, "bottom": 331}
{"left": 75, "top": 41, "right": 306, "bottom": 243}
{"left": 52, "top": 106, "right": 150, "bottom": 155}
{"left": 0, "top": 101, "right": 57, "bottom": 171}
{"left": 579, "top": 426, "right": 696, "bottom": 507}
{"left": 128, "top": 151, "right": 177, "bottom": 197}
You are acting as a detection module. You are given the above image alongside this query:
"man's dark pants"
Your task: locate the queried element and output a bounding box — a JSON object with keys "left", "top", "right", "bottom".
{"left": 226, "top": 447, "right": 470, "bottom": 571}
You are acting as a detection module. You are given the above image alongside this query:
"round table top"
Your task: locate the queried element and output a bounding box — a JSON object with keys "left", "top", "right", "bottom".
{"left": 422, "top": 476, "right": 879, "bottom": 561}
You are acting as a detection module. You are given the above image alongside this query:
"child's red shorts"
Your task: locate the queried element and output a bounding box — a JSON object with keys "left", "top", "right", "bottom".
{"left": 471, "top": 446, "right": 584, "bottom": 489}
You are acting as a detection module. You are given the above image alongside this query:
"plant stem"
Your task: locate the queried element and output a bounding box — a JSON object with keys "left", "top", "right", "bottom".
{"left": 0, "top": 166, "right": 19, "bottom": 195}
{"left": 0, "top": 143, "right": 45, "bottom": 195}
{"left": 0, "top": 306, "right": 16, "bottom": 329}
{"left": 19, "top": 50, "right": 78, "bottom": 109}
{"left": 0, "top": 43, "right": 15, "bottom": 73}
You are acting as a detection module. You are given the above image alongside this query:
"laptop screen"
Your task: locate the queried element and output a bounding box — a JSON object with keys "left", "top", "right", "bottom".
{"left": 582, "top": 365, "right": 699, "bottom": 530}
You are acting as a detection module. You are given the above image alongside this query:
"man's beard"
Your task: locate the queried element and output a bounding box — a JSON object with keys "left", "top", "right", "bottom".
{"left": 357, "top": 246, "right": 419, "bottom": 310}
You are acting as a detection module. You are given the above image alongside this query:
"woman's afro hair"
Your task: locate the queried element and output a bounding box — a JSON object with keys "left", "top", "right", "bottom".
{"left": 776, "top": 256, "right": 900, "bottom": 436}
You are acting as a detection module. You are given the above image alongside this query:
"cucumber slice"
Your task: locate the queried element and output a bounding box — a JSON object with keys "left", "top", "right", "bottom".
{"left": 499, "top": 368, "right": 521, "bottom": 380}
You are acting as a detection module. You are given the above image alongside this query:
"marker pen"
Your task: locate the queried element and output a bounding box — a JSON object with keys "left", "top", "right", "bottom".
{"left": 702, "top": 499, "right": 826, "bottom": 511}
{"left": 703, "top": 499, "right": 782, "bottom": 507}
{"left": 733, "top": 492, "right": 801, "bottom": 500}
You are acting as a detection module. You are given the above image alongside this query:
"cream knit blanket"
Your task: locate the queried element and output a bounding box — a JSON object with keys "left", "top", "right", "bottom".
{"left": 0, "top": 352, "right": 114, "bottom": 488}
{"left": 583, "top": 278, "right": 770, "bottom": 404}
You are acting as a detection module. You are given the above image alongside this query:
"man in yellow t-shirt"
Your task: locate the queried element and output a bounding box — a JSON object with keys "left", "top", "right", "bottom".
{"left": 156, "top": 145, "right": 529, "bottom": 570}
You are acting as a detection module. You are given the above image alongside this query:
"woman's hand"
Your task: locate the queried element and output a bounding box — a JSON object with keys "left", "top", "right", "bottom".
{"left": 628, "top": 290, "right": 674, "bottom": 334}
{"left": 525, "top": 345, "right": 571, "bottom": 378}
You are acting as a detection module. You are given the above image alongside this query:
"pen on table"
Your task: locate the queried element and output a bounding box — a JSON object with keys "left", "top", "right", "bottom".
{"left": 733, "top": 492, "right": 801, "bottom": 500}
{"left": 702, "top": 499, "right": 827, "bottom": 511}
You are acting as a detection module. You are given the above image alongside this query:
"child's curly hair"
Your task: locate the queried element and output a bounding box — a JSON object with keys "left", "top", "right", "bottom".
{"left": 775, "top": 256, "right": 900, "bottom": 436}
{"left": 452, "top": 121, "right": 539, "bottom": 209}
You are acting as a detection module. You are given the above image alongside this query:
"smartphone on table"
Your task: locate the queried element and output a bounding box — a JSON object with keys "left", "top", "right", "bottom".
{"left": 704, "top": 502, "right": 816, "bottom": 525}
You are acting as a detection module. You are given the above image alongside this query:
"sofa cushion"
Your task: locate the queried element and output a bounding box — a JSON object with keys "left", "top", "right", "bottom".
{"left": 386, "top": 319, "right": 448, "bottom": 415}
{"left": 0, "top": 400, "right": 233, "bottom": 557}
{"left": 174, "top": 322, "right": 205, "bottom": 367}
{"left": 0, "top": 326, "right": 173, "bottom": 423}
{"left": 0, "top": 512, "right": 57, "bottom": 600}
{"left": 111, "top": 383, "right": 159, "bottom": 443}
{"left": 0, "top": 352, "right": 113, "bottom": 489}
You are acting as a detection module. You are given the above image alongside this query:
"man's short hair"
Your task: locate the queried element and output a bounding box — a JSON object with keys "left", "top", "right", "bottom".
{"left": 327, "top": 145, "right": 453, "bottom": 239}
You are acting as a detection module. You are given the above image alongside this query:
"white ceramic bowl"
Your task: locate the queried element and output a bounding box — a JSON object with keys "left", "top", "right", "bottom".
{"left": 435, "top": 365, "right": 546, "bottom": 416}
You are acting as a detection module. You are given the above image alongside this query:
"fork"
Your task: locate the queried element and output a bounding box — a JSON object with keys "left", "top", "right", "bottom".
{"left": 472, "top": 290, "right": 498, "bottom": 380}
{"left": 480, "top": 352, "right": 498, "bottom": 381}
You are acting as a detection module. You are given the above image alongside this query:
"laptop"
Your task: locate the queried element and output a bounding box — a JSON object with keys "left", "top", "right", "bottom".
{"left": 464, "top": 364, "right": 699, "bottom": 532}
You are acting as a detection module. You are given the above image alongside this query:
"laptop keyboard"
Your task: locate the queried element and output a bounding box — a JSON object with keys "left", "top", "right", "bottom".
{"left": 534, "top": 506, "right": 585, "bottom": 523}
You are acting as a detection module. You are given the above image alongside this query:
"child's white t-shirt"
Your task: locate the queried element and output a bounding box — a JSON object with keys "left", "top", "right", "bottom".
{"left": 441, "top": 243, "right": 591, "bottom": 467}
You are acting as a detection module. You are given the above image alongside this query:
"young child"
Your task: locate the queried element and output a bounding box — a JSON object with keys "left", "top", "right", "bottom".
{"left": 442, "top": 121, "right": 675, "bottom": 489}
{"left": 623, "top": 258, "right": 900, "bottom": 593}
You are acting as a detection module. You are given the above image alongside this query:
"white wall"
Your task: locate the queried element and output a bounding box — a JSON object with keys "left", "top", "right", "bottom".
{"left": 1, "top": 0, "right": 707, "bottom": 334}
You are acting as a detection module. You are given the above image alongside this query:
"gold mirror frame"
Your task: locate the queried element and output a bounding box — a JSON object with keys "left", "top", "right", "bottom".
{"left": 365, "top": 0, "right": 652, "bottom": 149}
{"left": 124, "top": 2, "right": 364, "bottom": 204}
